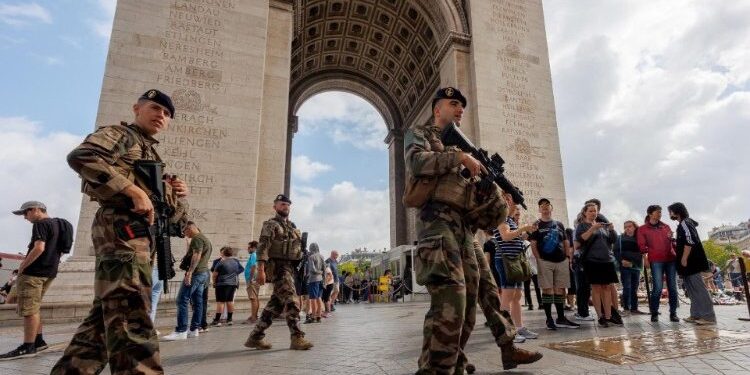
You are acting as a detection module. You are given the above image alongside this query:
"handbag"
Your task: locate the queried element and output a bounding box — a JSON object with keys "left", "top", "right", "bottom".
{"left": 501, "top": 252, "right": 531, "bottom": 283}
{"left": 178, "top": 252, "right": 191, "bottom": 271}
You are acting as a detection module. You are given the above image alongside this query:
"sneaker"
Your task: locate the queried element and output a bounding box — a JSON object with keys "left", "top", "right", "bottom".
{"left": 694, "top": 318, "right": 716, "bottom": 326}
{"left": 34, "top": 339, "right": 48, "bottom": 352}
{"left": 154, "top": 329, "right": 161, "bottom": 336}
{"left": 226, "top": 320, "right": 233, "bottom": 326}
{"left": 162, "top": 331, "right": 188, "bottom": 341}
{"left": 574, "top": 313, "right": 595, "bottom": 321}
{"left": 513, "top": 335, "right": 526, "bottom": 343}
{"left": 555, "top": 317, "right": 580, "bottom": 329}
{"left": 517, "top": 327, "right": 539, "bottom": 339}
{"left": 527, "top": 305, "right": 534, "bottom": 311}
{"left": 620, "top": 310, "right": 631, "bottom": 317}
{"left": 0, "top": 344, "right": 37, "bottom": 361}
{"left": 314, "top": 317, "right": 321, "bottom": 323}
{"left": 210, "top": 320, "right": 222, "bottom": 327}
{"left": 198, "top": 327, "right": 209, "bottom": 333}
{"left": 669, "top": 314, "right": 680, "bottom": 322}
{"left": 187, "top": 329, "right": 200, "bottom": 338}
{"left": 303, "top": 317, "right": 314, "bottom": 324}
{"left": 598, "top": 317, "right": 610, "bottom": 328}
{"left": 546, "top": 318, "right": 557, "bottom": 330}
{"left": 630, "top": 309, "right": 648, "bottom": 315}
{"left": 650, "top": 314, "right": 658, "bottom": 322}
{"left": 683, "top": 316, "right": 697, "bottom": 323}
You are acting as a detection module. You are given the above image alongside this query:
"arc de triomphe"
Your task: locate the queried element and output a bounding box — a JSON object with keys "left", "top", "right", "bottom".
{"left": 72, "top": 0, "right": 568, "bottom": 259}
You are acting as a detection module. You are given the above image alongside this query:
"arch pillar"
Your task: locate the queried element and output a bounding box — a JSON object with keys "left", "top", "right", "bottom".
{"left": 386, "top": 128, "right": 408, "bottom": 247}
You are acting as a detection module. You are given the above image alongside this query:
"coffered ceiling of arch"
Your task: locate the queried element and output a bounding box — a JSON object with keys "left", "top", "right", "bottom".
{"left": 290, "top": 0, "right": 470, "bottom": 128}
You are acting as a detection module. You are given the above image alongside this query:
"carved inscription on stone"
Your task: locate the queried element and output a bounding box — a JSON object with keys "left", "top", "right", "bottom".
{"left": 154, "top": 0, "right": 234, "bottom": 200}
{"left": 493, "top": 0, "right": 548, "bottom": 201}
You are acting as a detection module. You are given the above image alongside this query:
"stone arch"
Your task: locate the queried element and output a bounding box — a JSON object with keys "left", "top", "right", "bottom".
{"left": 285, "top": 0, "right": 472, "bottom": 247}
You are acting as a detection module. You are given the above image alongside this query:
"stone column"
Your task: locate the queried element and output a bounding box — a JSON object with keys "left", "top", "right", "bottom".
{"left": 465, "top": 0, "right": 569, "bottom": 223}
{"left": 386, "top": 128, "right": 408, "bottom": 248}
{"left": 284, "top": 115, "right": 298, "bottom": 195}
{"left": 252, "top": 1, "right": 294, "bottom": 239}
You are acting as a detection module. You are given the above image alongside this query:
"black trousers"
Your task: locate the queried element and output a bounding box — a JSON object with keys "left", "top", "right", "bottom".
{"left": 575, "top": 265, "right": 591, "bottom": 317}
{"left": 524, "top": 274, "right": 542, "bottom": 306}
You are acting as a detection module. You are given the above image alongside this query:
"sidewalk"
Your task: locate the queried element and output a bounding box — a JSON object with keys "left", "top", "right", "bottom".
{"left": 0, "top": 302, "right": 748, "bottom": 374}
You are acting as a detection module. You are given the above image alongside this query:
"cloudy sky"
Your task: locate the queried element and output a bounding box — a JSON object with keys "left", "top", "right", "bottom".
{"left": 0, "top": 1, "right": 747, "bottom": 255}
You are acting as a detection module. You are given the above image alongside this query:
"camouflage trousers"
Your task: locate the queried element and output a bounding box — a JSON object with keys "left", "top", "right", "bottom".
{"left": 249, "top": 259, "right": 304, "bottom": 339}
{"left": 52, "top": 208, "right": 162, "bottom": 375}
{"left": 415, "top": 203, "right": 478, "bottom": 375}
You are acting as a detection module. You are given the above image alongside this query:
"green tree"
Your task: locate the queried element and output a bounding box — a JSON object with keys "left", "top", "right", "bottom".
{"left": 702, "top": 240, "right": 740, "bottom": 269}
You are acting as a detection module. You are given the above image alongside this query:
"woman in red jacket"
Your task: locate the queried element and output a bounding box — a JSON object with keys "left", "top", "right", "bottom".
{"left": 637, "top": 205, "right": 679, "bottom": 323}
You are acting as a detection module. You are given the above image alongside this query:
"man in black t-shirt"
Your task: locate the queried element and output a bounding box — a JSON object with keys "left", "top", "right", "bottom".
{"left": 529, "top": 198, "right": 579, "bottom": 330}
{"left": 1, "top": 201, "right": 65, "bottom": 360}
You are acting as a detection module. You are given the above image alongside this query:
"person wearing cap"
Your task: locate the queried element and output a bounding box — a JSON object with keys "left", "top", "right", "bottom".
{"left": 244, "top": 194, "right": 314, "bottom": 351}
{"left": 406, "top": 87, "right": 541, "bottom": 373}
{"left": 529, "top": 198, "right": 579, "bottom": 330}
{"left": 0, "top": 202, "right": 68, "bottom": 360}
{"left": 52, "top": 90, "right": 189, "bottom": 374}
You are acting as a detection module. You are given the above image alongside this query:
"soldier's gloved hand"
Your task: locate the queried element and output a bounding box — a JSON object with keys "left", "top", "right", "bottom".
{"left": 257, "top": 269, "right": 266, "bottom": 286}
{"left": 169, "top": 177, "right": 190, "bottom": 198}
{"left": 123, "top": 185, "right": 155, "bottom": 225}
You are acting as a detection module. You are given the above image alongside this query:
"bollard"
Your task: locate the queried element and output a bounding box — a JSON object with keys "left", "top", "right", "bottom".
{"left": 738, "top": 259, "right": 750, "bottom": 321}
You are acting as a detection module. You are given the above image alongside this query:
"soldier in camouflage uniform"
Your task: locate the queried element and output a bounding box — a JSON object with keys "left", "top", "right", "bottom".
{"left": 407, "top": 87, "right": 542, "bottom": 374}
{"left": 244, "top": 194, "right": 313, "bottom": 351}
{"left": 52, "top": 89, "right": 189, "bottom": 375}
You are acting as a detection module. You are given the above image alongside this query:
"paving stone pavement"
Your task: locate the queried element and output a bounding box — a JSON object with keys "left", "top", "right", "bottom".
{"left": 1, "top": 302, "right": 749, "bottom": 374}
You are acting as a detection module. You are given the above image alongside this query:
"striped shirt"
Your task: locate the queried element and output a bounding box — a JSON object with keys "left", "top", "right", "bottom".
{"left": 494, "top": 217, "right": 525, "bottom": 259}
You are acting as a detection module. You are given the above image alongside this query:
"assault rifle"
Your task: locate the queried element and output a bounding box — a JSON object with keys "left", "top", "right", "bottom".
{"left": 295, "top": 232, "right": 309, "bottom": 283}
{"left": 134, "top": 160, "right": 181, "bottom": 293}
{"left": 440, "top": 122, "right": 527, "bottom": 210}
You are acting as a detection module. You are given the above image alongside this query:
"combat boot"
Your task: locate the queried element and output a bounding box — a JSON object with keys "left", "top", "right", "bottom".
{"left": 289, "top": 335, "right": 313, "bottom": 350}
{"left": 500, "top": 343, "right": 543, "bottom": 370}
{"left": 244, "top": 335, "right": 272, "bottom": 350}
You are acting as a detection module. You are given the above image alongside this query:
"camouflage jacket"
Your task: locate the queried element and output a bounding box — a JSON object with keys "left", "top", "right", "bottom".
{"left": 256, "top": 214, "right": 299, "bottom": 262}
{"left": 67, "top": 121, "right": 184, "bottom": 215}
{"left": 404, "top": 124, "right": 462, "bottom": 178}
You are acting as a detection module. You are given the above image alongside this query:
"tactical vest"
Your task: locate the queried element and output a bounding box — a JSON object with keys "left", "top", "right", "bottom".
{"left": 267, "top": 218, "right": 303, "bottom": 261}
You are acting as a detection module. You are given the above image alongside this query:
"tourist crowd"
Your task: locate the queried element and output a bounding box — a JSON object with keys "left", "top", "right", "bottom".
{"left": 481, "top": 197, "right": 747, "bottom": 346}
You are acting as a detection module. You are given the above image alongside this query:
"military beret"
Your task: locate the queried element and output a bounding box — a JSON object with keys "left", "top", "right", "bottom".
{"left": 432, "top": 86, "right": 467, "bottom": 109}
{"left": 139, "top": 89, "right": 175, "bottom": 118}
{"left": 274, "top": 194, "right": 292, "bottom": 204}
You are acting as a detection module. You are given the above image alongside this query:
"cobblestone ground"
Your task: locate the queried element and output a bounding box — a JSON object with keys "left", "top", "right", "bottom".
{"left": 1, "top": 302, "right": 749, "bottom": 374}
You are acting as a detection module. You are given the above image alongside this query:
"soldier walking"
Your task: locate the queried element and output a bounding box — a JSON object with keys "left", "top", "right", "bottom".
{"left": 406, "top": 87, "right": 542, "bottom": 374}
{"left": 244, "top": 194, "right": 313, "bottom": 350}
{"left": 52, "top": 90, "right": 189, "bottom": 374}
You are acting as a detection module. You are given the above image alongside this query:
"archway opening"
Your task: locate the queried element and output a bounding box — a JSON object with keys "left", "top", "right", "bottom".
{"left": 290, "top": 91, "right": 390, "bottom": 256}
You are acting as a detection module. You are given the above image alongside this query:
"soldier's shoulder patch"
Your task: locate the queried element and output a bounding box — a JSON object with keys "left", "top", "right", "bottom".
{"left": 84, "top": 125, "right": 132, "bottom": 151}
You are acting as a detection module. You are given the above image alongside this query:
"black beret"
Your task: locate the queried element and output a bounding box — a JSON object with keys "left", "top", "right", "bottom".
{"left": 139, "top": 89, "right": 175, "bottom": 118}
{"left": 274, "top": 194, "right": 292, "bottom": 204}
{"left": 432, "top": 87, "right": 467, "bottom": 109}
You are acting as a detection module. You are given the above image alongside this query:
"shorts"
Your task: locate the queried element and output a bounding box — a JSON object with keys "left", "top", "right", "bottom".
{"left": 308, "top": 281, "right": 323, "bottom": 299}
{"left": 215, "top": 285, "right": 237, "bottom": 302}
{"left": 245, "top": 282, "right": 259, "bottom": 300}
{"left": 14, "top": 275, "right": 54, "bottom": 317}
{"left": 494, "top": 257, "right": 523, "bottom": 289}
{"left": 583, "top": 260, "right": 619, "bottom": 285}
{"left": 322, "top": 283, "right": 334, "bottom": 302}
{"left": 537, "top": 258, "right": 571, "bottom": 290}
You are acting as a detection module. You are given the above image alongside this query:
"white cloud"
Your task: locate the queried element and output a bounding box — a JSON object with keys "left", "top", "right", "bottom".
{"left": 0, "top": 117, "right": 83, "bottom": 252}
{"left": 0, "top": 3, "right": 52, "bottom": 26}
{"left": 291, "top": 155, "right": 333, "bottom": 182}
{"left": 44, "top": 56, "right": 62, "bottom": 65}
{"left": 545, "top": 0, "right": 750, "bottom": 236}
{"left": 296, "top": 92, "right": 388, "bottom": 150}
{"left": 291, "top": 182, "right": 389, "bottom": 257}
{"left": 90, "top": 0, "right": 115, "bottom": 41}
